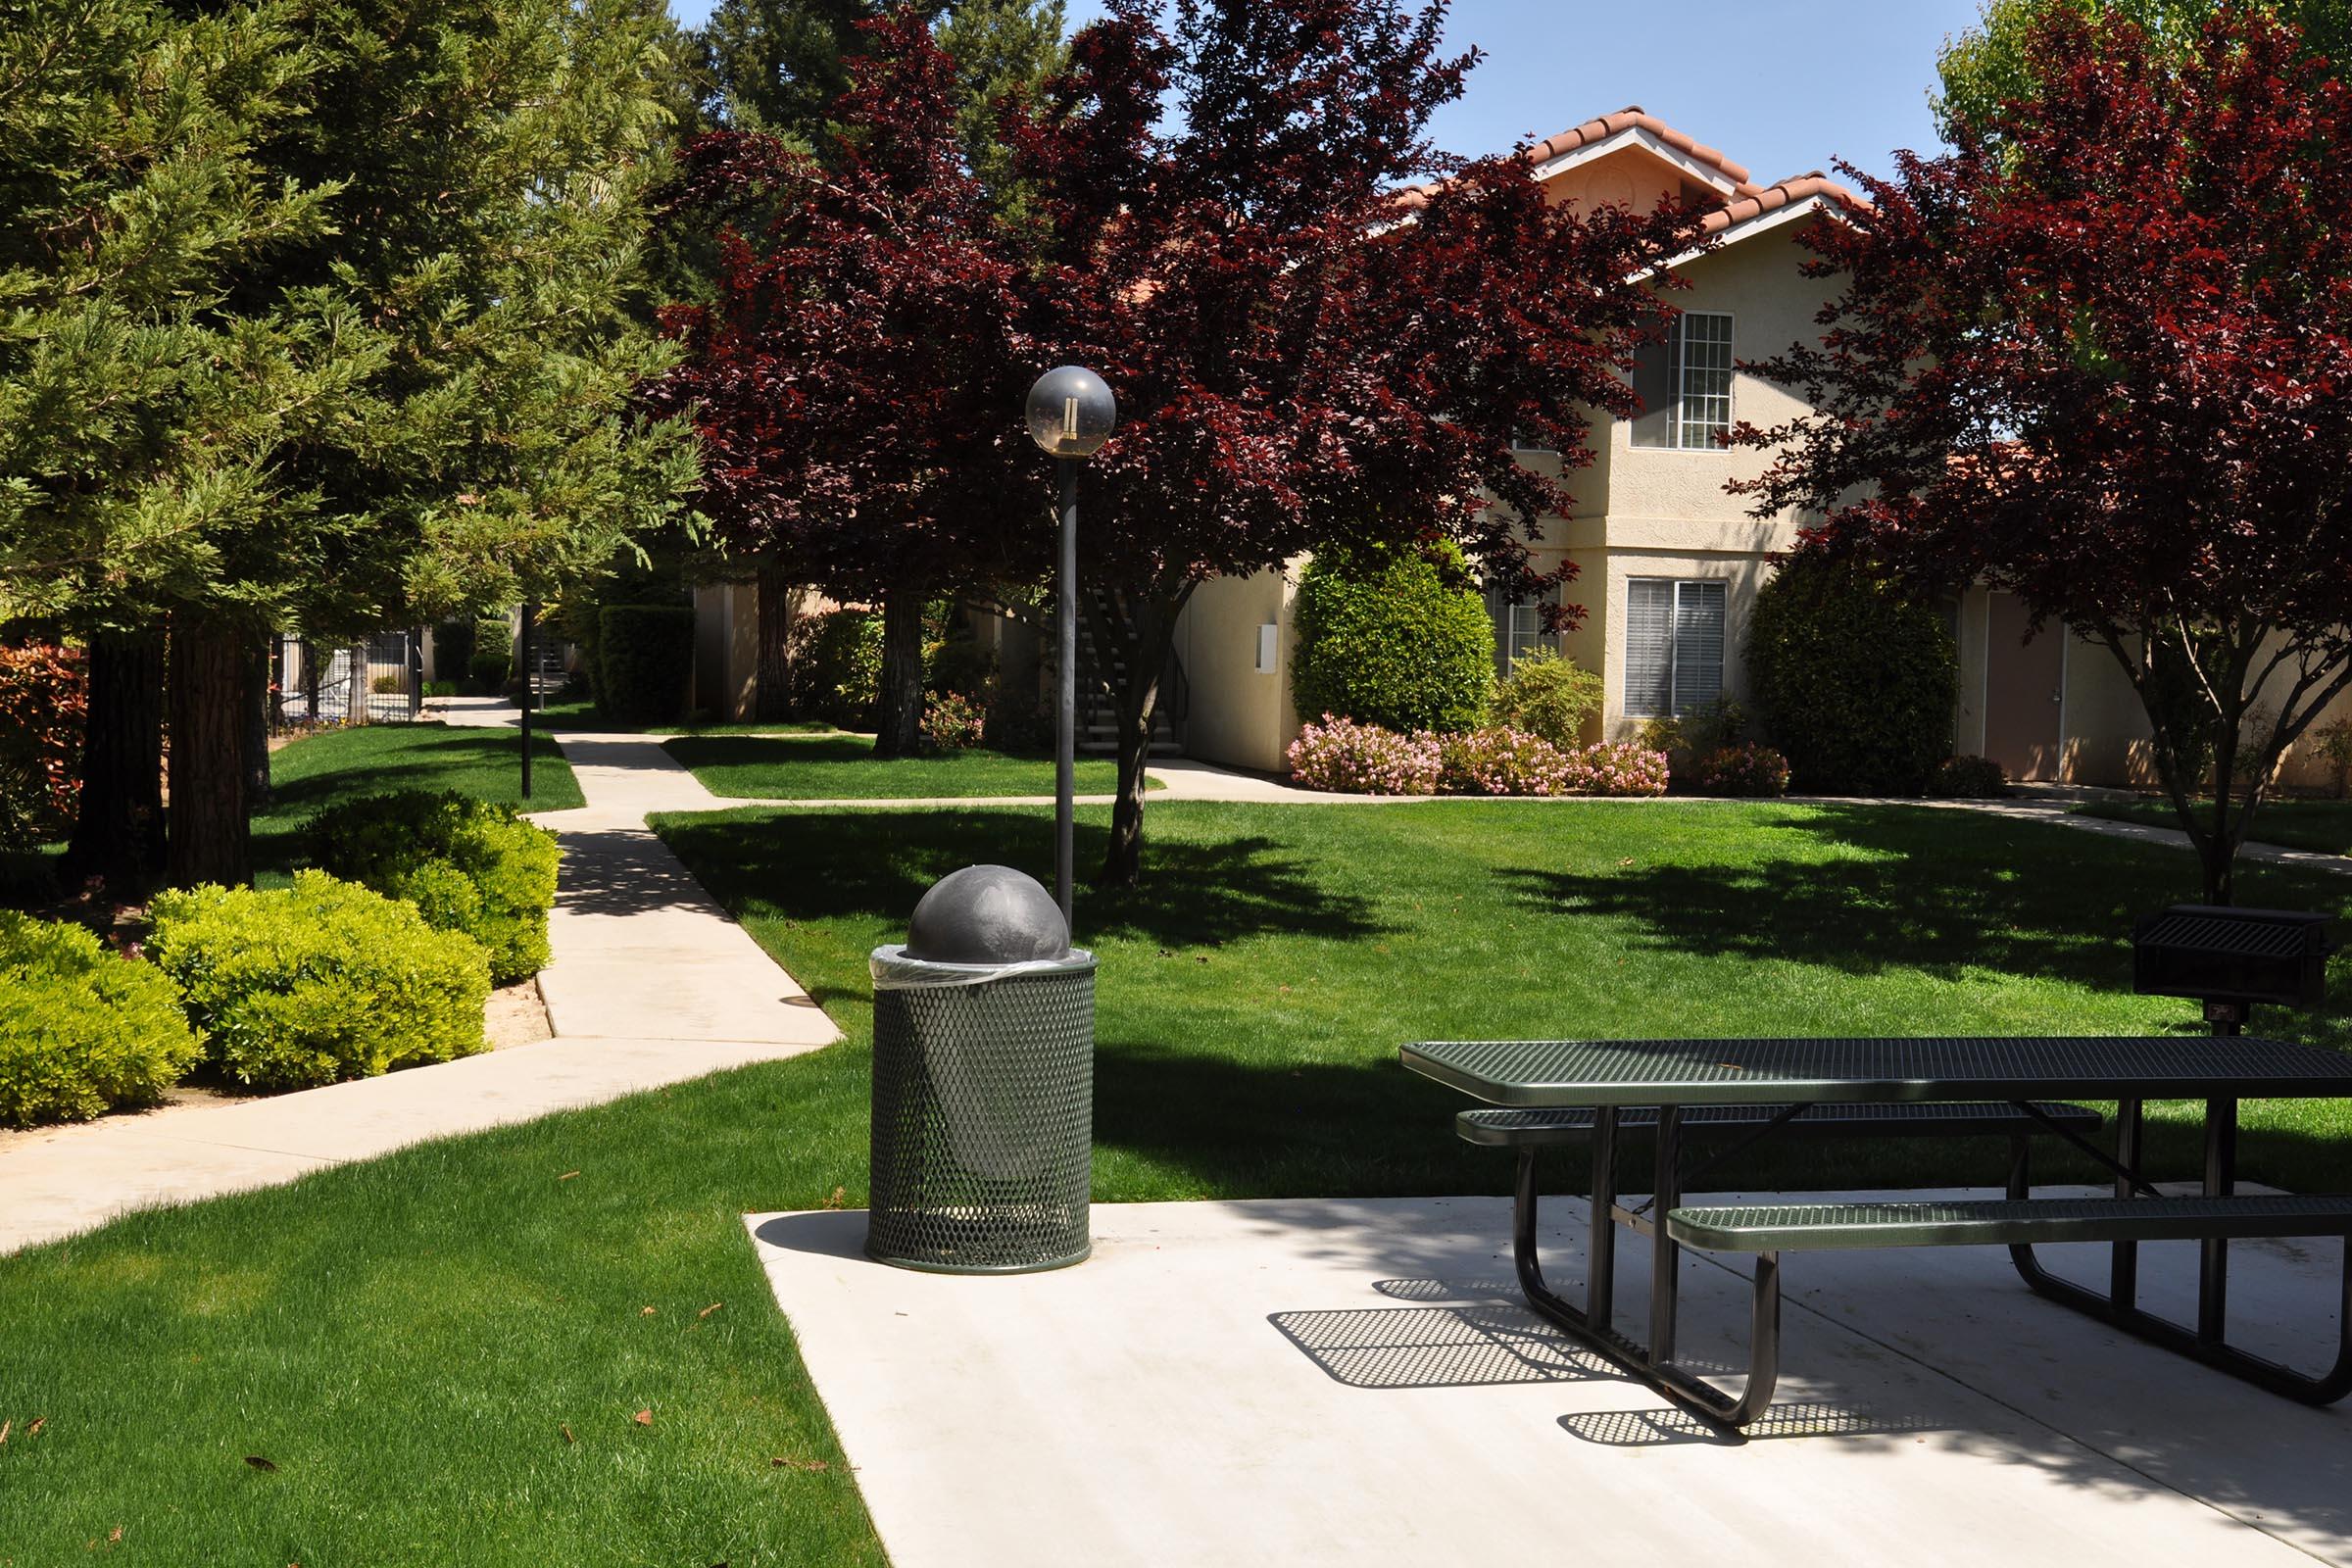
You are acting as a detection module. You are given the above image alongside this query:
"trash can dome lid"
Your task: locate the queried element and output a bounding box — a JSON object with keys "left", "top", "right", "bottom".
{"left": 905, "top": 864, "right": 1069, "bottom": 963}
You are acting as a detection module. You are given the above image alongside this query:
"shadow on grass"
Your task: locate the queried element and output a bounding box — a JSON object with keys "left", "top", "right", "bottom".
{"left": 660, "top": 809, "right": 1389, "bottom": 951}
{"left": 1498, "top": 804, "right": 2352, "bottom": 997}
{"left": 668, "top": 734, "right": 877, "bottom": 769}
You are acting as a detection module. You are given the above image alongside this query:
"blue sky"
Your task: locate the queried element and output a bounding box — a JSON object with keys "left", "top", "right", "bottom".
{"left": 666, "top": 0, "right": 1989, "bottom": 181}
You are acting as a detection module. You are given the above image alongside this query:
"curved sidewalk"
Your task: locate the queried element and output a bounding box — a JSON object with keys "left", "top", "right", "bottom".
{"left": 0, "top": 711, "right": 840, "bottom": 1254}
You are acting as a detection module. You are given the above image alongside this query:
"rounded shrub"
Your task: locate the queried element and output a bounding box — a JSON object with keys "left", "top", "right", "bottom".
{"left": 1292, "top": 541, "right": 1494, "bottom": 735}
{"left": 0, "top": 912, "right": 201, "bottom": 1127}
{"left": 596, "top": 604, "right": 695, "bottom": 725}
{"left": 1285, "top": 715, "right": 1442, "bottom": 795}
{"left": 1493, "top": 648, "right": 1602, "bottom": 748}
{"left": 148, "top": 871, "right": 490, "bottom": 1092}
{"left": 1929, "top": 755, "right": 2008, "bottom": 798}
{"left": 1558, "top": 742, "right": 1671, "bottom": 797}
{"left": 1691, "top": 742, "right": 1792, "bottom": 798}
{"left": 1438, "top": 728, "right": 1575, "bottom": 796}
{"left": 303, "top": 789, "right": 560, "bottom": 983}
{"left": 1747, "top": 555, "right": 1958, "bottom": 795}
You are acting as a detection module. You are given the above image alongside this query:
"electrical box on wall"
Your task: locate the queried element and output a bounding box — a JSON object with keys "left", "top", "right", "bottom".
{"left": 1255, "top": 623, "right": 1279, "bottom": 673}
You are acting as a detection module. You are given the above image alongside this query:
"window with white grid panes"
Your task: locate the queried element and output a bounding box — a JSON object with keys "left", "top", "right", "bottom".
{"left": 1623, "top": 578, "right": 1726, "bottom": 716}
{"left": 1676, "top": 313, "right": 1734, "bottom": 449}
{"left": 1484, "top": 580, "right": 1556, "bottom": 677}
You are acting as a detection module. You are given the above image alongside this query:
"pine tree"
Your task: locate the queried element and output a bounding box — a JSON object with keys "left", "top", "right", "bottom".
{"left": 0, "top": 0, "right": 701, "bottom": 888}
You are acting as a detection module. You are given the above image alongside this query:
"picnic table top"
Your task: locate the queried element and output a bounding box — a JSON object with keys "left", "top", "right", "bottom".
{"left": 1399, "top": 1035, "right": 2352, "bottom": 1108}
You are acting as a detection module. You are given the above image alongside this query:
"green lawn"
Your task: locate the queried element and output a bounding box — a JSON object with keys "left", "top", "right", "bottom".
{"left": 665, "top": 731, "right": 1148, "bottom": 799}
{"left": 6, "top": 800, "right": 2350, "bottom": 1561}
{"left": 2077, "top": 796, "right": 2352, "bottom": 857}
{"left": 525, "top": 697, "right": 830, "bottom": 737}
{"left": 253, "top": 721, "right": 581, "bottom": 880}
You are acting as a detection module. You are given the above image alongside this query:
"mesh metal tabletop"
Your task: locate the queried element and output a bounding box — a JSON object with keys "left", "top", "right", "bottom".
{"left": 1400, "top": 1036, "right": 2352, "bottom": 1107}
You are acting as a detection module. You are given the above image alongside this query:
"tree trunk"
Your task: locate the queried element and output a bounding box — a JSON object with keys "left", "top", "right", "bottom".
{"left": 1089, "top": 588, "right": 1184, "bottom": 888}
{"left": 243, "top": 637, "right": 273, "bottom": 812}
{"left": 61, "top": 629, "right": 166, "bottom": 891}
{"left": 167, "top": 612, "right": 252, "bottom": 888}
{"left": 872, "top": 589, "right": 926, "bottom": 759}
{"left": 755, "top": 561, "right": 797, "bottom": 722}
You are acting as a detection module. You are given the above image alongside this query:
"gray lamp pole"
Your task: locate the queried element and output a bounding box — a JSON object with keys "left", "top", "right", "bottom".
{"left": 1023, "top": 367, "right": 1116, "bottom": 930}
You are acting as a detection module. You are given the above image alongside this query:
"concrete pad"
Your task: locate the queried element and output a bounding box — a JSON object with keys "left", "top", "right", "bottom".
{"left": 747, "top": 1193, "right": 2351, "bottom": 1568}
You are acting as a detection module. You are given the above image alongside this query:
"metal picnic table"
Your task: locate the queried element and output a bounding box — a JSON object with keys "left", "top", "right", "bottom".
{"left": 1401, "top": 1035, "right": 2352, "bottom": 1429}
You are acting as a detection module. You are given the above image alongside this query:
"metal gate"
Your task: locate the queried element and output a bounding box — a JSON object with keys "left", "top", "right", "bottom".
{"left": 269, "top": 631, "right": 423, "bottom": 732}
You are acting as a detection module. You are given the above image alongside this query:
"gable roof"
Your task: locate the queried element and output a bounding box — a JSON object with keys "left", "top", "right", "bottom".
{"left": 1396, "top": 106, "right": 1868, "bottom": 247}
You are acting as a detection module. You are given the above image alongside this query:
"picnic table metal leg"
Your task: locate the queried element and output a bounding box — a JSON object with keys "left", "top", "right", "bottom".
{"left": 1589, "top": 1107, "right": 1617, "bottom": 1335}
{"left": 2200, "top": 1097, "right": 2237, "bottom": 1344}
{"left": 2111, "top": 1098, "right": 2143, "bottom": 1309}
{"left": 1650, "top": 1104, "right": 1683, "bottom": 1366}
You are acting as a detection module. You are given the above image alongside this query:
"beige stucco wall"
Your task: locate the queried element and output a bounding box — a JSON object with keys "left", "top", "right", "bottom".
{"left": 1172, "top": 567, "right": 1302, "bottom": 773}
{"left": 1172, "top": 217, "right": 1839, "bottom": 766}
{"left": 692, "top": 582, "right": 760, "bottom": 720}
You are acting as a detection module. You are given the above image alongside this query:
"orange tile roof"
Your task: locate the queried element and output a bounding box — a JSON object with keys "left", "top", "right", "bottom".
{"left": 1394, "top": 108, "right": 1868, "bottom": 234}
{"left": 1522, "top": 105, "right": 1754, "bottom": 189}
{"left": 1697, "top": 171, "right": 1866, "bottom": 233}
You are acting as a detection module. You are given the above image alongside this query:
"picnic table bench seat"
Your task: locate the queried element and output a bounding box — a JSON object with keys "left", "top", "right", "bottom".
{"left": 1667, "top": 1193, "right": 2352, "bottom": 1252}
{"left": 1456, "top": 1101, "right": 2101, "bottom": 1149}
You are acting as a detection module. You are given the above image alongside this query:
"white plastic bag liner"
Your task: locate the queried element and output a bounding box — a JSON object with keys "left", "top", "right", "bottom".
{"left": 870, "top": 945, "right": 1095, "bottom": 989}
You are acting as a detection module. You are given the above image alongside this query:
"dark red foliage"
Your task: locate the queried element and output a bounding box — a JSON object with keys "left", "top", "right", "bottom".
{"left": 0, "top": 641, "right": 86, "bottom": 849}
{"left": 647, "top": 7, "right": 1035, "bottom": 619}
{"left": 1004, "top": 0, "right": 1698, "bottom": 880}
{"left": 1733, "top": 5, "right": 2352, "bottom": 901}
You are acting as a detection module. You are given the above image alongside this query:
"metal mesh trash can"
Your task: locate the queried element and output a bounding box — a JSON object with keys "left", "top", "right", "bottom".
{"left": 866, "top": 867, "right": 1096, "bottom": 1273}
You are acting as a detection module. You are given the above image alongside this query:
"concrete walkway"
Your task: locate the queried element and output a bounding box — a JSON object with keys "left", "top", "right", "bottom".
{"left": 751, "top": 1191, "right": 2352, "bottom": 1568}
{"left": 0, "top": 703, "right": 840, "bottom": 1254}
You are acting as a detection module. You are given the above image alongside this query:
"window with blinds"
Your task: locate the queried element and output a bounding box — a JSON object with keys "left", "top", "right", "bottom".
{"left": 1484, "top": 581, "right": 1556, "bottom": 676}
{"left": 1629, "top": 312, "right": 1734, "bottom": 449}
{"left": 1624, "top": 578, "right": 1726, "bottom": 716}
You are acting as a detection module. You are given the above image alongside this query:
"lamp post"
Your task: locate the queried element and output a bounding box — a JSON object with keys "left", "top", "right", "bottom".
{"left": 1023, "top": 367, "right": 1116, "bottom": 931}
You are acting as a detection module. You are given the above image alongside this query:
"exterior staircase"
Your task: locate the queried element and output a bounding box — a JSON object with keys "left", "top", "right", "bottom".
{"left": 1057, "top": 592, "right": 1187, "bottom": 759}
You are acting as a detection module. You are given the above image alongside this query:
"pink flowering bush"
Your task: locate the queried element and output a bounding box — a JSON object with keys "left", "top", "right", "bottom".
{"left": 1285, "top": 715, "right": 1442, "bottom": 795}
{"left": 1691, "top": 742, "right": 1791, "bottom": 798}
{"left": 1289, "top": 716, "right": 1671, "bottom": 799}
{"left": 921, "top": 691, "right": 987, "bottom": 751}
{"left": 1438, "top": 727, "right": 1574, "bottom": 795}
{"left": 1556, "top": 741, "right": 1671, "bottom": 797}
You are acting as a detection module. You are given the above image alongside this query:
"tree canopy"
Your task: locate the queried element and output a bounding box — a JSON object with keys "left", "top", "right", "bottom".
{"left": 1003, "top": 0, "right": 1698, "bottom": 882}
{"left": 1737, "top": 3, "right": 2352, "bottom": 902}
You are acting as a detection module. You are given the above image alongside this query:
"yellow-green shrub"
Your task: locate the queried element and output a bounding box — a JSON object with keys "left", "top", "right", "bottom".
{"left": 0, "top": 912, "right": 201, "bottom": 1126}
{"left": 304, "top": 790, "right": 559, "bottom": 982}
{"left": 148, "top": 871, "right": 489, "bottom": 1091}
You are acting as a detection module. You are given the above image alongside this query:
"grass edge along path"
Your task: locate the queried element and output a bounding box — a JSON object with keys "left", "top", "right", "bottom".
{"left": 665, "top": 730, "right": 1152, "bottom": 801}
{"left": 2075, "top": 796, "right": 2352, "bottom": 858}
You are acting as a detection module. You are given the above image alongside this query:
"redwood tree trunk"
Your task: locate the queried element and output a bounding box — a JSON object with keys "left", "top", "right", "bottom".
{"left": 755, "top": 560, "right": 796, "bottom": 722}
{"left": 167, "top": 612, "right": 252, "bottom": 888}
{"left": 243, "top": 637, "right": 272, "bottom": 812}
{"left": 873, "top": 589, "right": 926, "bottom": 758}
{"left": 62, "top": 629, "right": 165, "bottom": 890}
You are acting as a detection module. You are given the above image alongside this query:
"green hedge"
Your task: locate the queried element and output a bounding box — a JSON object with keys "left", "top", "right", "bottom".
{"left": 0, "top": 912, "right": 202, "bottom": 1127}
{"left": 305, "top": 790, "right": 559, "bottom": 983}
{"left": 790, "top": 608, "right": 882, "bottom": 727}
{"left": 1748, "top": 555, "right": 1958, "bottom": 796}
{"left": 148, "top": 871, "right": 490, "bottom": 1092}
{"left": 1292, "top": 541, "right": 1494, "bottom": 734}
{"left": 596, "top": 604, "right": 695, "bottom": 726}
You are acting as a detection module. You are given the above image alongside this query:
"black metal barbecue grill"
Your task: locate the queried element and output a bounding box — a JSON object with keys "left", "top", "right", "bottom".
{"left": 2132, "top": 905, "right": 2331, "bottom": 1029}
